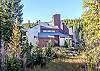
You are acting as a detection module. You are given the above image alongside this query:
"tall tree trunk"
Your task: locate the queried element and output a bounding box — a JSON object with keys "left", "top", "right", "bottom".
{"left": 0, "top": 31, "right": 2, "bottom": 70}
{"left": 87, "top": 63, "right": 94, "bottom": 71}
{"left": 0, "top": 31, "right": 1, "bottom": 49}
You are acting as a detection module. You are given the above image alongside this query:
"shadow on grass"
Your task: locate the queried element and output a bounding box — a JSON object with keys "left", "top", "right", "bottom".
{"left": 26, "top": 62, "right": 90, "bottom": 71}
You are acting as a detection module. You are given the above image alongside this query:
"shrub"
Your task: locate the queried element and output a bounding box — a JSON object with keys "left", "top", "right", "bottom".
{"left": 26, "top": 48, "right": 47, "bottom": 68}
{"left": 64, "top": 40, "right": 68, "bottom": 48}
{"left": 5, "top": 57, "right": 22, "bottom": 71}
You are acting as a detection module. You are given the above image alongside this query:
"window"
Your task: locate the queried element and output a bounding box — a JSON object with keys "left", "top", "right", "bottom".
{"left": 43, "top": 30, "right": 47, "bottom": 32}
{"left": 51, "top": 30, "right": 55, "bottom": 32}
{"left": 43, "top": 30, "right": 55, "bottom": 32}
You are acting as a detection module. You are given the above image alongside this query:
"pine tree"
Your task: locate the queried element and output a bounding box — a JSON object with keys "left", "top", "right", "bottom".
{"left": 9, "top": 19, "right": 21, "bottom": 57}
{"left": 0, "top": 0, "right": 23, "bottom": 70}
{"left": 8, "top": 0, "right": 23, "bottom": 24}
{"left": 0, "top": 0, "right": 23, "bottom": 45}
{"left": 0, "top": 0, "right": 23, "bottom": 51}
{"left": 0, "top": 0, "right": 3, "bottom": 48}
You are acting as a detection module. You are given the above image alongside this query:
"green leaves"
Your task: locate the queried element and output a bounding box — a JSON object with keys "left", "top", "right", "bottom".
{"left": 5, "top": 57, "right": 22, "bottom": 71}
{"left": 81, "top": 0, "right": 100, "bottom": 71}
{"left": 64, "top": 40, "right": 68, "bottom": 48}
{"left": 82, "top": 0, "right": 100, "bottom": 48}
{"left": 0, "top": 0, "right": 23, "bottom": 43}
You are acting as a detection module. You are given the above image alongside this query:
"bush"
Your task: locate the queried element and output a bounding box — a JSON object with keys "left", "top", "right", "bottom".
{"left": 64, "top": 41, "right": 68, "bottom": 48}
{"left": 45, "top": 47, "right": 52, "bottom": 61}
{"left": 25, "top": 41, "right": 54, "bottom": 69}
{"left": 26, "top": 48, "right": 47, "bottom": 68}
{"left": 5, "top": 57, "right": 22, "bottom": 71}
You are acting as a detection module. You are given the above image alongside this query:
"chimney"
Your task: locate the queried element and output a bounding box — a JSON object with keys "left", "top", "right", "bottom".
{"left": 38, "top": 20, "right": 41, "bottom": 24}
{"left": 52, "top": 14, "right": 61, "bottom": 29}
{"left": 28, "top": 20, "right": 30, "bottom": 24}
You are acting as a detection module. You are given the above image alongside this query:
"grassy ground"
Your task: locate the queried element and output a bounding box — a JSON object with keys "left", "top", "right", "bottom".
{"left": 26, "top": 62, "right": 100, "bottom": 71}
{"left": 26, "top": 47, "right": 100, "bottom": 71}
{"left": 26, "top": 62, "right": 84, "bottom": 71}
{"left": 25, "top": 58, "right": 100, "bottom": 71}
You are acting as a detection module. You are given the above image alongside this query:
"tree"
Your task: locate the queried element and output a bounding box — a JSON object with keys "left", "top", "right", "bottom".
{"left": 0, "top": 0, "right": 3, "bottom": 48}
{"left": 0, "top": 0, "right": 23, "bottom": 43}
{"left": 0, "top": 0, "right": 13, "bottom": 43}
{"left": 0, "top": 0, "right": 14, "bottom": 70}
{"left": 8, "top": 20, "right": 21, "bottom": 57}
{"left": 81, "top": 0, "right": 100, "bottom": 71}
{"left": 5, "top": 56, "right": 22, "bottom": 71}
{"left": 82, "top": 0, "right": 100, "bottom": 49}
{"left": 0, "top": 0, "right": 23, "bottom": 70}
{"left": 0, "top": 0, "right": 23, "bottom": 53}
{"left": 7, "top": 0, "right": 23, "bottom": 24}
{"left": 62, "top": 19, "right": 83, "bottom": 47}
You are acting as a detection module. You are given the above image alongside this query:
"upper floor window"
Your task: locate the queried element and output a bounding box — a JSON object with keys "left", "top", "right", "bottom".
{"left": 43, "top": 30, "right": 55, "bottom": 32}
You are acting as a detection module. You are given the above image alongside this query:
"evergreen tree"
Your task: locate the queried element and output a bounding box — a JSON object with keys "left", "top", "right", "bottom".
{"left": 0, "top": 0, "right": 23, "bottom": 70}
{"left": 0, "top": 0, "right": 23, "bottom": 42}
{"left": 9, "top": 20, "right": 21, "bottom": 57}
{"left": 0, "top": 0, "right": 23, "bottom": 49}
{"left": 0, "top": 0, "right": 3, "bottom": 48}
{"left": 7, "top": 0, "right": 23, "bottom": 24}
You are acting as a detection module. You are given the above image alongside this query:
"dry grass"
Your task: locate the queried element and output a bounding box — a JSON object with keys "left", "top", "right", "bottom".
{"left": 25, "top": 58, "right": 100, "bottom": 71}
{"left": 25, "top": 61, "right": 87, "bottom": 71}
{"left": 25, "top": 47, "right": 100, "bottom": 71}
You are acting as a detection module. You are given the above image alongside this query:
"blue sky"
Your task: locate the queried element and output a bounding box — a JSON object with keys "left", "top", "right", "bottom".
{"left": 22, "top": 0, "right": 83, "bottom": 23}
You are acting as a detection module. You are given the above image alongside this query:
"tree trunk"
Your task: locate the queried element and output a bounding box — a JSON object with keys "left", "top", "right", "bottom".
{"left": 0, "top": 31, "right": 2, "bottom": 71}
{"left": 87, "top": 63, "right": 93, "bottom": 71}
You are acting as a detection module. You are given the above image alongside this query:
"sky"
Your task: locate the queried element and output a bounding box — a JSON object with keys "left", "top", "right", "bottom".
{"left": 21, "top": 0, "right": 83, "bottom": 23}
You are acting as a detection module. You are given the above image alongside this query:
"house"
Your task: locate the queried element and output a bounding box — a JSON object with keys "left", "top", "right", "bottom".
{"left": 26, "top": 14, "right": 73, "bottom": 47}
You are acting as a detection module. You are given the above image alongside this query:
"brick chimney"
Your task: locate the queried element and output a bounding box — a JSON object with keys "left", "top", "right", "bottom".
{"left": 52, "top": 14, "right": 61, "bottom": 29}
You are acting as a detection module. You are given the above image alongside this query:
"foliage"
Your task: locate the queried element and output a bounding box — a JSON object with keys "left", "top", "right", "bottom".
{"left": 81, "top": 0, "right": 100, "bottom": 71}
{"left": 25, "top": 44, "right": 33, "bottom": 68}
{"left": 0, "top": 0, "right": 23, "bottom": 70}
{"left": 0, "top": 0, "right": 13, "bottom": 42}
{"left": 62, "top": 19, "right": 81, "bottom": 27}
{"left": 0, "top": 0, "right": 23, "bottom": 42}
{"left": 62, "top": 19, "right": 83, "bottom": 47}
{"left": 26, "top": 48, "right": 47, "bottom": 68}
{"left": 8, "top": 23, "right": 21, "bottom": 57}
{"left": 81, "top": 0, "right": 100, "bottom": 49}
{"left": 45, "top": 40, "right": 54, "bottom": 60}
{"left": 64, "top": 40, "right": 68, "bottom": 48}
{"left": 7, "top": 0, "right": 23, "bottom": 24}
{"left": 22, "top": 23, "right": 34, "bottom": 28}
{"left": 5, "top": 56, "right": 22, "bottom": 71}
{"left": 45, "top": 48, "right": 52, "bottom": 61}
{"left": 25, "top": 41, "right": 54, "bottom": 69}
